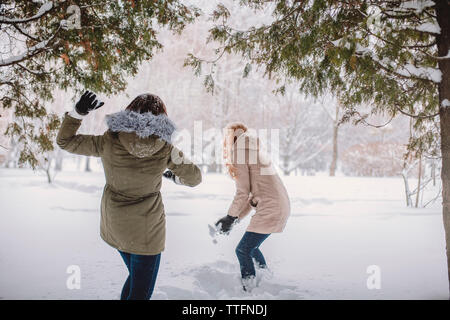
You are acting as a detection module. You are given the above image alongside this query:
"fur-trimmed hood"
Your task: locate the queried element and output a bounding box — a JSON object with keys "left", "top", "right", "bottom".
{"left": 105, "top": 110, "right": 176, "bottom": 143}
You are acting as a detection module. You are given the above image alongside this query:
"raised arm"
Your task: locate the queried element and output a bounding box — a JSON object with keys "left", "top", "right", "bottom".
{"left": 56, "top": 112, "right": 105, "bottom": 157}
{"left": 56, "top": 91, "right": 105, "bottom": 157}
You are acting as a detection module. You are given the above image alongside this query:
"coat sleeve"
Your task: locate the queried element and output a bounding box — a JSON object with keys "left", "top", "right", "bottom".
{"left": 228, "top": 163, "right": 252, "bottom": 219}
{"left": 167, "top": 145, "right": 202, "bottom": 187}
{"left": 56, "top": 111, "right": 105, "bottom": 157}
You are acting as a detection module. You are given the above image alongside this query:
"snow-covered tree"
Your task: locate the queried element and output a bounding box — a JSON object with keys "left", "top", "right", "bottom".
{"left": 188, "top": 0, "right": 450, "bottom": 293}
{"left": 342, "top": 142, "right": 408, "bottom": 176}
{"left": 274, "top": 89, "right": 331, "bottom": 175}
{"left": 0, "top": 0, "right": 200, "bottom": 168}
{"left": 318, "top": 95, "right": 344, "bottom": 176}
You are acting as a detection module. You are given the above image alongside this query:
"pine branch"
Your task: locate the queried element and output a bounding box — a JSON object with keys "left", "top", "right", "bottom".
{"left": 0, "top": 2, "right": 55, "bottom": 24}
{"left": 0, "top": 27, "right": 60, "bottom": 67}
{"left": 11, "top": 24, "right": 40, "bottom": 42}
{"left": 394, "top": 104, "right": 439, "bottom": 119}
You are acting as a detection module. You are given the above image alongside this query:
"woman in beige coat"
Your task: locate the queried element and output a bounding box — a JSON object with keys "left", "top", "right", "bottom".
{"left": 215, "top": 122, "right": 290, "bottom": 291}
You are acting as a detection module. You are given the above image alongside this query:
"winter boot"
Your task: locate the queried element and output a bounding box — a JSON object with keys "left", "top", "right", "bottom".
{"left": 241, "top": 276, "right": 257, "bottom": 292}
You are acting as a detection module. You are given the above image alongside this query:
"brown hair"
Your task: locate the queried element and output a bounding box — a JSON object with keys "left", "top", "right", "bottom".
{"left": 125, "top": 93, "right": 167, "bottom": 115}
{"left": 223, "top": 122, "right": 248, "bottom": 179}
{"left": 110, "top": 94, "right": 168, "bottom": 139}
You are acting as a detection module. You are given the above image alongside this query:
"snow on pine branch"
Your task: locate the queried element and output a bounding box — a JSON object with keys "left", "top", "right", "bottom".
{"left": 0, "top": 39, "right": 49, "bottom": 67}
{"left": 399, "top": 0, "right": 435, "bottom": 14}
{"left": 415, "top": 21, "right": 441, "bottom": 34}
{"left": 0, "top": 2, "right": 53, "bottom": 24}
{"left": 381, "top": 0, "right": 436, "bottom": 17}
{"left": 350, "top": 42, "right": 442, "bottom": 83}
{"left": 396, "top": 63, "right": 442, "bottom": 83}
{"left": 330, "top": 37, "right": 442, "bottom": 83}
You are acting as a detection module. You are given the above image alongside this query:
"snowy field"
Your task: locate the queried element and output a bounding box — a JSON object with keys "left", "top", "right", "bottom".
{"left": 0, "top": 165, "right": 448, "bottom": 300}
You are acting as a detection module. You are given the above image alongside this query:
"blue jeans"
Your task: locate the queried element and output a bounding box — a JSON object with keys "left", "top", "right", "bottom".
{"left": 235, "top": 231, "right": 270, "bottom": 279}
{"left": 118, "top": 250, "right": 161, "bottom": 300}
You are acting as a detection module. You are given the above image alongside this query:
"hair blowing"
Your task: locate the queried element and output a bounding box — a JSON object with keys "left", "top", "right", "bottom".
{"left": 223, "top": 122, "right": 248, "bottom": 179}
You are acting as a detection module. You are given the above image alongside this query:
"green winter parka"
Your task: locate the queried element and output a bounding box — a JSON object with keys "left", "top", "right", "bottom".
{"left": 56, "top": 110, "right": 202, "bottom": 255}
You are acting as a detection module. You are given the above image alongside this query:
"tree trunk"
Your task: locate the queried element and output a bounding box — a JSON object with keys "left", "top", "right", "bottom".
{"left": 283, "top": 154, "right": 290, "bottom": 176}
{"left": 432, "top": 161, "right": 436, "bottom": 186}
{"left": 329, "top": 124, "right": 339, "bottom": 176}
{"left": 85, "top": 157, "right": 91, "bottom": 172}
{"left": 46, "top": 168, "right": 52, "bottom": 184}
{"left": 46, "top": 159, "right": 52, "bottom": 184}
{"left": 329, "top": 103, "right": 340, "bottom": 177}
{"left": 55, "top": 149, "right": 63, "bottom": 171}
{"left": 440, "top": 102, "right": 450, "bottom": 296}
{"left": 415, "top": 155, "right": 422, "bottom": 208}
{"left": 436, "top": 0, "right": 450, "bottom": 294}
{"left": 402, "top": 168, "right": 413, "bottom": 207}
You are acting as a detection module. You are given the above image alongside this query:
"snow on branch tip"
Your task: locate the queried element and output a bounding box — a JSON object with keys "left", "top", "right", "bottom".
{"left": 329, "top": 39, "right": 443, "bottom": 83}
{"left": 0, "top": 2, "right": 53, "bottom": 24}
{"left": 0, "top": 40, "right": 49, "bottom": 67}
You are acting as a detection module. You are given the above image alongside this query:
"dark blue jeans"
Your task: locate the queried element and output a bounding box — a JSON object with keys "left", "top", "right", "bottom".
{"left": 235, "top": 231, "right": 270, "bottom": 279}
{"left": 118, "top": 250, "right": 161, "bottom": 300}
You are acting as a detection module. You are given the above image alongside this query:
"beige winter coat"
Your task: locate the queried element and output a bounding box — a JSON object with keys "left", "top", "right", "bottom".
{"left": 227, "top": 131, "right": 290, "bottom": 234}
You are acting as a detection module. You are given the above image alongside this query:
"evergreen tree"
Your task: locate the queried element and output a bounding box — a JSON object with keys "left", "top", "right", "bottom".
{"left": 185, "top": 0, "right": 450, "bottom": 292}
{"left": 0, "top": 0, "right": 200, "bottom": 167}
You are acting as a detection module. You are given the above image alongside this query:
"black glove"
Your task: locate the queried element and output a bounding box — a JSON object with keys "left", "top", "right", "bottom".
{"left": 215, "top": 215, "right": 238, "bottom": 234}
{"left": 75, "top": 91, "right": 104, "bottom": 115}
{"left": 163, "top": 170, "right": 176, "bottom": 182}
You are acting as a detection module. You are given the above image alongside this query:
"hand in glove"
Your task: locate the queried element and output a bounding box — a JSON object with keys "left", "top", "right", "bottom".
{"left": 163, "top": 170, "right": 176, "bottom": 183}
{"left": 215, "top": 215, "right": 238, "bottom": 234}
{"left": 75, "top": 91, "right": 104, "bottom": 116}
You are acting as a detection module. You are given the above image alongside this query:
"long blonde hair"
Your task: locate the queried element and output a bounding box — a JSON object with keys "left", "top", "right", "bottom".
{"left": 223, "top": 122, "right": 248, "bottom": 179}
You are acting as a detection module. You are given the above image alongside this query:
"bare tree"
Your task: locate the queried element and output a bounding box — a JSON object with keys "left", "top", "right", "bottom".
{"left": 277, "top": 90, "right": 331, "bottom": 175}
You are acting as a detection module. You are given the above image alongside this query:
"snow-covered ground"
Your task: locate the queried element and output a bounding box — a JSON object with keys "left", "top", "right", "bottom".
{"left": 0, "top": 165, "right": 447, "bottom": 299}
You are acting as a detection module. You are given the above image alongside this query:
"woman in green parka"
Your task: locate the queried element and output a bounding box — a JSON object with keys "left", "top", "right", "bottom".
{"left": 56, "top": 91, "right": 202, "bottom": 300}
